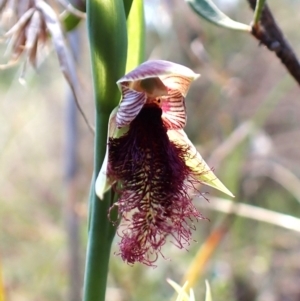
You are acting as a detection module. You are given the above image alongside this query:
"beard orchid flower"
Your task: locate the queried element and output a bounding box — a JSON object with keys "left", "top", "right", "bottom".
{"left": 95, "top": 60, "right": 234, "bottom": 266}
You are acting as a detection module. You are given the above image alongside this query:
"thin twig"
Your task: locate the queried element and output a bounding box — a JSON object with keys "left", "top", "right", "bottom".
{"left": 247, "top": 0, "right": 300, "bottom": 86}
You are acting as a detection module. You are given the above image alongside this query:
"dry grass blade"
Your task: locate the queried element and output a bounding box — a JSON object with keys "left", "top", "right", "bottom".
{"left": 202, "top": 197, "right": 300, "bottom": 233}
{"left": 36, "top": 0, "right": 94, "bottom": 133}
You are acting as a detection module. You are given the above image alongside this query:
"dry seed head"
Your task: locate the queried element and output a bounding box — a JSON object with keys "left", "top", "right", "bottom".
{"left": 0, "top": 0, "right": 85, "bottom": 72}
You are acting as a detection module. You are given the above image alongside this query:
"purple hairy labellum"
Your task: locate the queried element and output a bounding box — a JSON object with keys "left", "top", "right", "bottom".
{"left": 95, "top": 60, "right": 234, "bottom": 266}
{"left": 108, "top": 106, "right": 203, "bottom": 265}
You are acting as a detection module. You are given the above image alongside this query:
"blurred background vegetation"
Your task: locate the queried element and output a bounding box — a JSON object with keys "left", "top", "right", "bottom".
{"left": 1, "top": 0, "right": 300, "bottom": 300}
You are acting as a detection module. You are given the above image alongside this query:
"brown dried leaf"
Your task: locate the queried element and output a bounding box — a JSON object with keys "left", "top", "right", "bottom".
{"left": 25, "top": 11, "right": 42, "bottom": 67}
{"left": 28, "top": 31, "right": 39, "bottom": 67}
{"left": 25, "top": 11, "right": 41, "bottom": 48}
{"left": 36, "top": 0, "right": 94, "bottom": 133}
{"left": 4, "top": 7, "right": 34, "bottom": 36}
{"left": 12, "top": 28, "right": 26, "bottom": 59}
{"left": 36, "top": 0, "right": 77, "bottom": 92}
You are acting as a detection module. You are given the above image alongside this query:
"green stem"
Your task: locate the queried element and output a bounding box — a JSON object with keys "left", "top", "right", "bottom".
{"left": 82, "top": 116, "right": 116, "bottom": 301}
{"left": 253, "top": 0, "right": 266, "bottom": 25}
{"left": 83, "top": 0, "right": 127, "bottom": 301}
{"left": 83, "top": 114, "right": 114, "bottom": 301}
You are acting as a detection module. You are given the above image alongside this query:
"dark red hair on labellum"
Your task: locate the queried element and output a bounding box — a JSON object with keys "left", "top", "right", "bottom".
{"left": 107, "top": 105, "right": 204, "bottom": 266}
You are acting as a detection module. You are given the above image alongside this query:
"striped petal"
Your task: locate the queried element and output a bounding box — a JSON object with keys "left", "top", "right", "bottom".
{"left": 161, "top": 88, "right": 186, "bottom": 129}
{"left": 160, "top": 73, "right": 197, "bottom": 97}
{"left": 96, "top": 108, "right": 129, "bottom": 199}
{"left": 116, "top": 60, "right": 199, "bottom": 128}
{"left": 167, "top": 129, "right": 234, "bottom": 197}
{"left": 116, "top": 85, "right": 147, "bottom": 127}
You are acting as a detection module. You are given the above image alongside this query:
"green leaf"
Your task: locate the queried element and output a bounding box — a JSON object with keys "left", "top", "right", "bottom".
{"left": 83, "top": 1, "right": 128, "bottom": 301}
{"left": 187, "top": 0, "right": 251, "bottom": 32}
{"left": 126, "top": 0, "right": 145, "bottom": 73}
{"left": 253, "top": 0, "right": 266, "bottom": 25}
{"left": 123, "top": 0, "right": 134, "bottom": 18}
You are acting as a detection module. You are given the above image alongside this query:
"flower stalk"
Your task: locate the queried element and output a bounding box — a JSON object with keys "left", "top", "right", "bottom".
{"left": 83, "top": 1, "right": 127, "bottom": 301}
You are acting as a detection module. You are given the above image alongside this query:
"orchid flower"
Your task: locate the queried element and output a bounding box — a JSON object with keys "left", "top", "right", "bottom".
{"left": 95, "top": 60, "right": 234, "bottom": 266}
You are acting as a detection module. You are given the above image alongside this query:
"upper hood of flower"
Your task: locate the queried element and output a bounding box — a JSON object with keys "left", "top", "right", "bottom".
{"left": 116, "top": 60, "right": 200, "bottom": 129}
